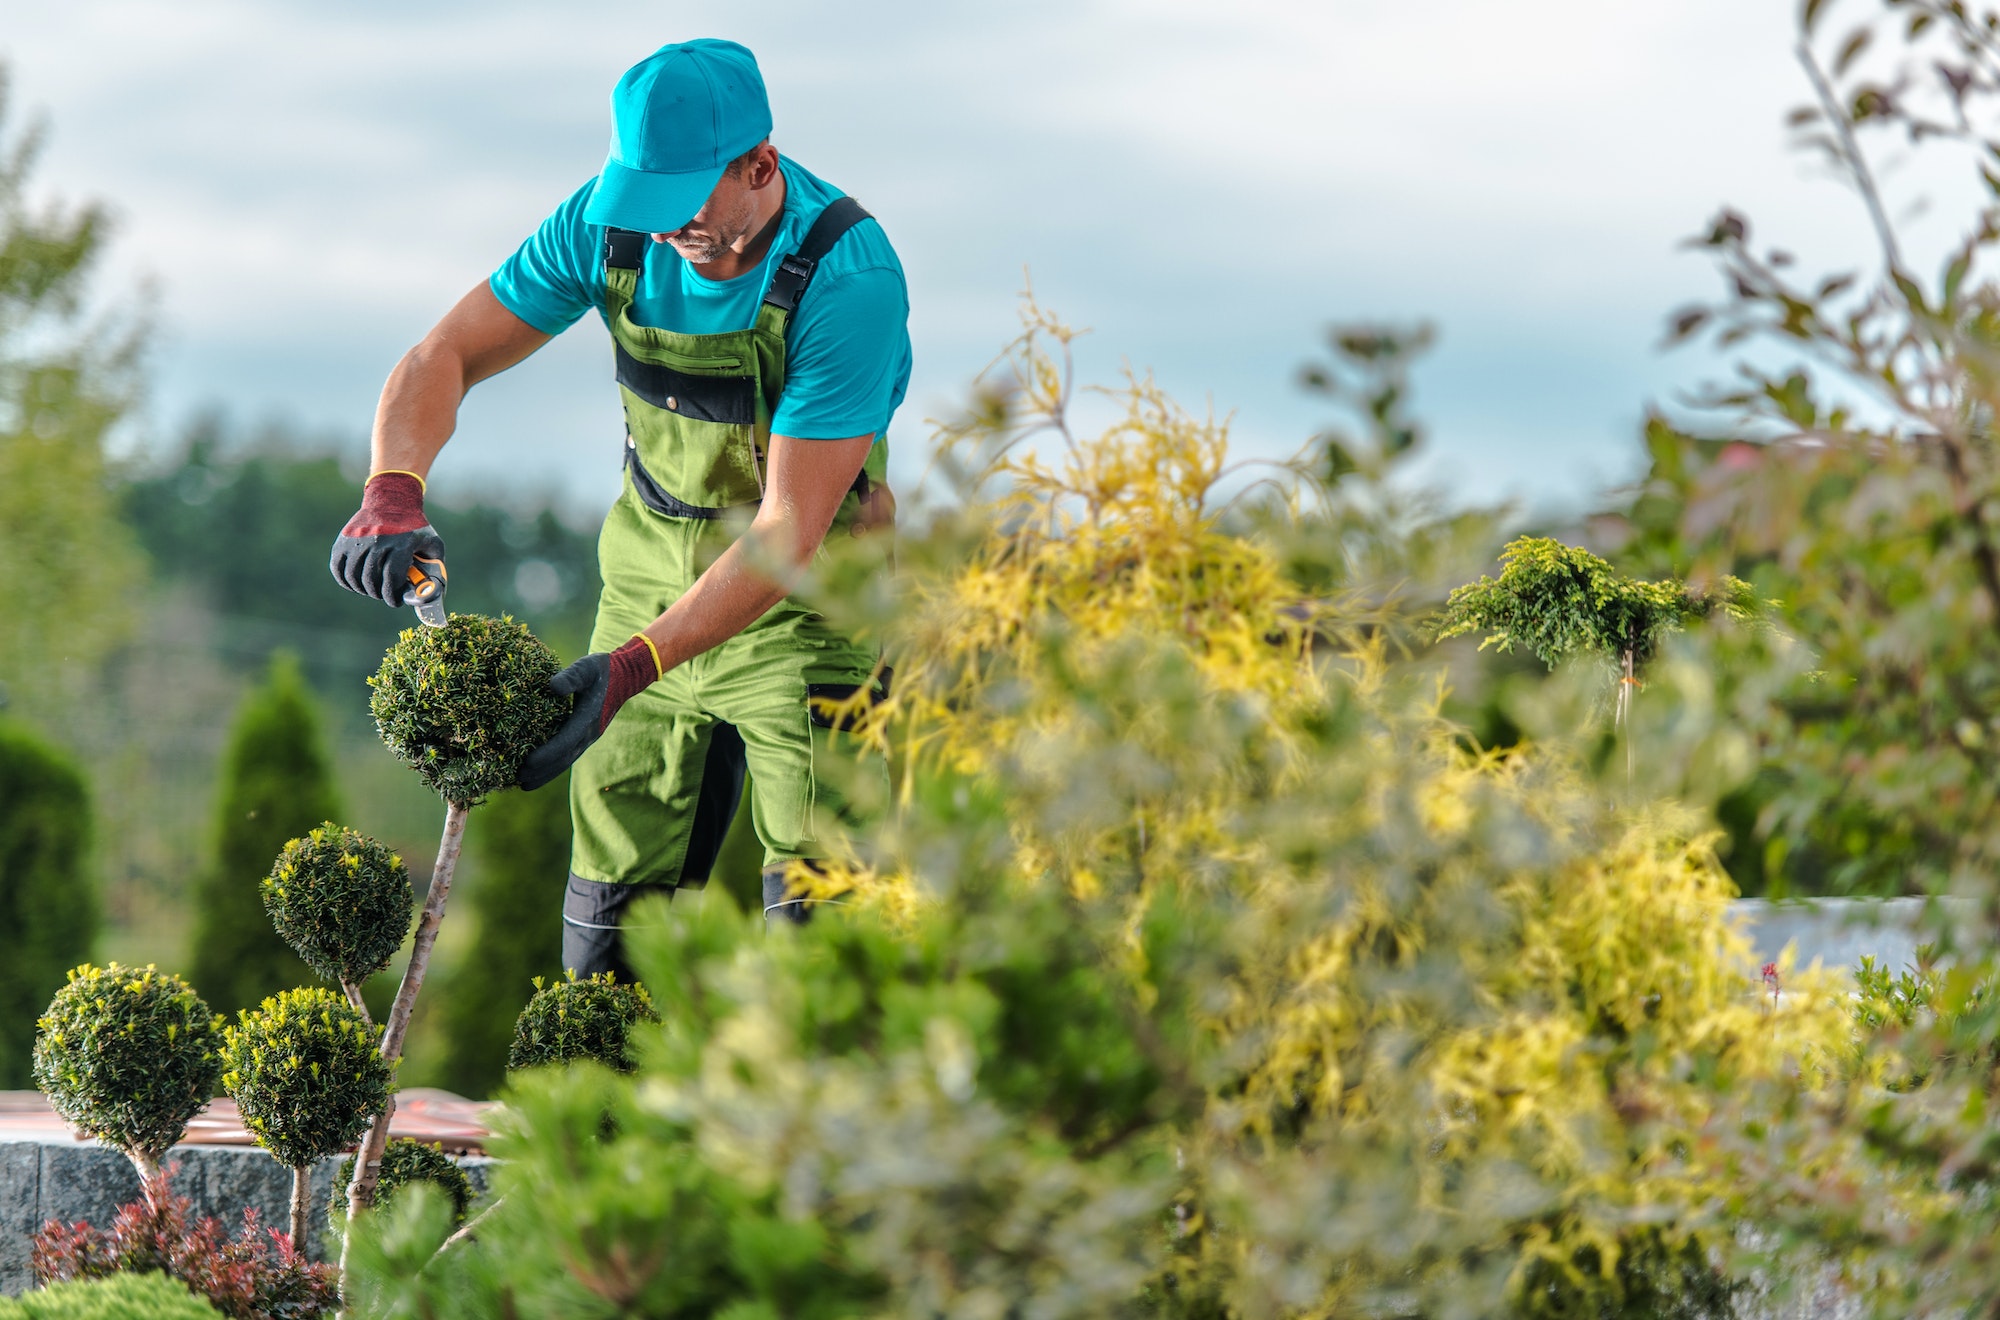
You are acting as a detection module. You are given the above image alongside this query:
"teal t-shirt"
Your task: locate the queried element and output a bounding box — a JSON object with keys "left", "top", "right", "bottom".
{"left": 490, "top": 156, "right": 910, "bottom": 441}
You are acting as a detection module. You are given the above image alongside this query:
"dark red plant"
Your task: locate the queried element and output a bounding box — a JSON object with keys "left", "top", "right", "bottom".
{"left": 31, "top": 1165, "right": 337, "bottom": 1319}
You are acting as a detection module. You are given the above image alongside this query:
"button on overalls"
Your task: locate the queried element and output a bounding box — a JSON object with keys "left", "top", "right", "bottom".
{"left": 562, "top": 198, "right": 891, "bottom": 971}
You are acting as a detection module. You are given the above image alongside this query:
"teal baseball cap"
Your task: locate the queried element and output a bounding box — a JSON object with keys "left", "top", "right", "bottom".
{"left": 583, "top": 39, "right": 773, "bottom": 234}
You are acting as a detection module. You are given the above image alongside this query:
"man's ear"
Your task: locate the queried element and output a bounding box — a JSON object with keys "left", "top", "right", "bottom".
{"left": 749, "top": 143, "right": 782, "bottom": 190}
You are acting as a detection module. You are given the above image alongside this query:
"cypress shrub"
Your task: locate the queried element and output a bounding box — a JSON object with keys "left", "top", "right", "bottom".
{"left": 507, "top": 972, "right": 656, "bottom": 1073}
{"left": 190, "top": 653, "right": 339, "bottom": 1016}
{"left": 429, "top": 778, "right": 568, "bottom": 1098}
{"left": 0, "top": 721, "right": 98, "bottom": 1089}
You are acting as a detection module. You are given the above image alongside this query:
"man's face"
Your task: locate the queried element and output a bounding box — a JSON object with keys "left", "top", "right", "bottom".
{"left": 654, "top": 167, "right": 759, "bottom": 266}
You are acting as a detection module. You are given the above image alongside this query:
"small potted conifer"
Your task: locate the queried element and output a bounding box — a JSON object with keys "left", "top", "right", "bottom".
{"left": 32, "top": 965, "right": 224, "bottom": 1210}
{"left": 222, "top": 987, "right": 392, "bottom": 1252}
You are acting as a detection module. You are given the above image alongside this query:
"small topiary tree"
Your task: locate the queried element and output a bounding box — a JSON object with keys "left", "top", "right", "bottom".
{"left": 32, "top": 965, "right": 223, "bottom": 1205}
{"left": 507, "top": 972, "right": 657, "bottom": 1074}
{"left": 368, "top": 614, "right": 566, "bottom": 808}
{"left": 1436, "top": 535, "right": 1760, "bottom": 771}
{"left": 0, "top": 1272, "right": 227, "bottom": 1319}
{"left": 329, "top": 1140, "right": 473, "bottom": 1228}
{"left": 0, "top": 721, "right": 98, "bottom": 1090}
{"left": 222, "top": 987, "right": 392, "bottom": 1251}
{"left": 262, "top": 823, "right": 413, "bottom": 1018}
{"left": 343, "top": 615, "right": 567, "bottom": 1288}
{"left": 191, "top": 653, "right": 341, "bottom": 1017}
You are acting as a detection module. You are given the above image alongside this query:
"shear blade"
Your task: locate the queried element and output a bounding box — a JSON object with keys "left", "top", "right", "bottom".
{"left": 414, "top": 596, "right": 447, "bottom": 628}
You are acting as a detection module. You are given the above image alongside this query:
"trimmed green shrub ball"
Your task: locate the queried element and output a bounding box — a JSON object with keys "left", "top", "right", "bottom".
{"left": 32, "top": 964, "right": 223, "bottom": 1165}
{"left": 507, "top": 972, "right": 657, "bottom": 1073}
{"left": 222, "top": 987, "right": 392, "bottom": 1169}
{"left": 368, "top": 614, "right": 568, "bottom": 806}
{"left": 330, "top": 1138, "right": 474, "bottom": 1225}
{"left": 262, "top": 823, "right": 413, "bottom": 986}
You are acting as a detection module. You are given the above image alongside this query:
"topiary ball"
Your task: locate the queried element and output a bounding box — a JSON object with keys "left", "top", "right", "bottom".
{"left": 507, "top": 972, "right": 657, "bottom": 1073}
{"left": 33, "top": 964, "right": 224, "bottom": 1165}
{"left": 222, "top": 987, "right": 392, "bottom": 1169}
{"left": 329, "top": 1138, "right": 474, "bottom": 1226}
{"left": 368, "top": 614, "right": 568, "bottom": 806}
{"left": 263, "top": 824, "right": 414, "bottom": 987}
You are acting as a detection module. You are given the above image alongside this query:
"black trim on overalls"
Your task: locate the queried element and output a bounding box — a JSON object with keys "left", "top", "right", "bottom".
{"left": 605, "top": 198, "right": 877, "bottom": 521}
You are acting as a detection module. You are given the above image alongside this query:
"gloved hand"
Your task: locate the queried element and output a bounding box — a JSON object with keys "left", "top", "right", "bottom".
{"left": 518, "top": 636, "right": 662, "bottom": 790}
{"left": 329, "top": 471, "right": 445, "bottom": 607}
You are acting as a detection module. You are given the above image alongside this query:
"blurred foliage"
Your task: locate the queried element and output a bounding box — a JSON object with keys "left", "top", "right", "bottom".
{"left": 368, "top": 615, "right": 567, "bottom": 807}
{"left": 346, "top": 305, "right": 1855, "bottom": 1319}
{"left": 32, "top": 964, "right": 221, "bottom": 1179}
{"left": 0, "top": 68, "right": 144, "bottom": 719}
{"left": 190, "top": 653, "right": 337, "bottom": 1018}
{"left": 120, "top": 413, "right": 601, "bottom": 691}
{"left": 0, "top": 720, "right": 97, "bottom": 1088}
{"left": 262, "top": 823, "right": 413, "bottom": 992}
{"left": 0, "top": 1271, "right": 225, "bottom": 1319}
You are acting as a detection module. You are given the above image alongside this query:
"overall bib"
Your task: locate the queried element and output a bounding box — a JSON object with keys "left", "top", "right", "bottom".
{"left": 563, "top": 199, "right": 890, "bottom": 971}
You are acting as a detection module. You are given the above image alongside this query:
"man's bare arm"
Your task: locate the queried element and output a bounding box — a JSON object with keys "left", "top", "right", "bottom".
{"left": 371, "top": 283, "right": 552, "bottom": 477}
{"left": 638, "top": 432, "right": 877, "bottom": 671}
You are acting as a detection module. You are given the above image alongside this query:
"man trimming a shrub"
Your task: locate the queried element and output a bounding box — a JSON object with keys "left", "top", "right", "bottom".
{"left": 328, "top": 39, "right": 906, "bottom": 974}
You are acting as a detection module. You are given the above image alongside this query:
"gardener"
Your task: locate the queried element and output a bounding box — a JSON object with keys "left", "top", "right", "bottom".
{"left": 329, "top": 38, "right": 908, "bottom": 976}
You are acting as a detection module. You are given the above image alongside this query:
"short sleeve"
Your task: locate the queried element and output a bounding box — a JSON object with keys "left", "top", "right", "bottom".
{"left": 769, "top": 264, "right": 910, "bottom": 440}
{"left": 489, "top": 180, "right": 603, "bottom": 336}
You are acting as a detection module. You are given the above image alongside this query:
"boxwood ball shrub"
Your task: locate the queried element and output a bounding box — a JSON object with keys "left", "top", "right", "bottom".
{"left": 507, "top": 972, "right": 656, "bottom": 1073}
{"left": 367, "top": 614, "right": 568, "bottom": 804}
{"left": 223, "top": 986, "right": 393, "bottom": 1247}
{"left": 223, "top": 987, "right": 392, "bottom": 1167}
{"left": 262, "top": 824, "right": 413, "bottom": 988}
{"left": 330, "top": 1139, "right": 473, "bottom": 1226}
{"left": 32, "top": 965, "right": 223, "bottom": 1182}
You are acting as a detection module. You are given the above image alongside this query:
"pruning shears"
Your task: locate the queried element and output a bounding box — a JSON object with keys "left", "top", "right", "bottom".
{"left": 403, "top": 555, "right": 448, "bottom": 628}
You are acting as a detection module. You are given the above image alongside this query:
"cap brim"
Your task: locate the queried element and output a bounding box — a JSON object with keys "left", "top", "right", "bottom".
{"left": 583, "top": 156, "right": 726, "bottom": 233}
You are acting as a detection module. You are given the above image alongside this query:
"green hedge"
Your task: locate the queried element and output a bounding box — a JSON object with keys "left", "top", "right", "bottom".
{"left": 0, "top": 1274, "right": 222, "bottom": 1319}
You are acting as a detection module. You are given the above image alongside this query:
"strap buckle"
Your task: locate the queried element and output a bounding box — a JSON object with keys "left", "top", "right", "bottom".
{"left": 603, "top": 228, "right": 648, "bottom": 271}
{"left": 762, "top": 254, "right": 818, "bottom": 313}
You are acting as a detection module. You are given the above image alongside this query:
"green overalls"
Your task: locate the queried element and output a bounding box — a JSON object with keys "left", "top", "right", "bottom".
{"left": 564, "top": 200, "right": 890, "bottom": 955}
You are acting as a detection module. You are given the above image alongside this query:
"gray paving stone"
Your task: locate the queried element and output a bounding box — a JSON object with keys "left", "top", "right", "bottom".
{"left": 0, "top": 1143, "right": 42, "bottom": 1297}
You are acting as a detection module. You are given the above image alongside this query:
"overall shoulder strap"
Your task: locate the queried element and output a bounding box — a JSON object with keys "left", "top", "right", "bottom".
{"left": 602, "top": 228, "right": 647, "bottom": 321}
{"left": 761, "top": 197, "right": 871, "bottom": 315}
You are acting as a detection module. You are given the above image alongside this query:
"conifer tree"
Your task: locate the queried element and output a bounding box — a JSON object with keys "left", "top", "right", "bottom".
{"left": 0, "top": 720, "right": 98, "bottom": 1087}
{"left": 189, "top": 652, "right": 339, "bottom": 1015}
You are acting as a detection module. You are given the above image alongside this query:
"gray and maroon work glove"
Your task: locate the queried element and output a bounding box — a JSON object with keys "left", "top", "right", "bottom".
{"left": 329, "top": 471, "right": 445, "bottom": 606}
{"left": 518, "top": 636, "right": 662, "bottom": 790}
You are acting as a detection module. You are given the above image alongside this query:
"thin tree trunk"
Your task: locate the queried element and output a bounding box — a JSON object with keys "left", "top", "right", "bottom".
{"left": 1618, "top": 647, "right": 1636, "bottom": 783}
{"left": 339, "top": 798, "right": 469, "bottom": 1294}
{"left": 290, "top": 1164, "right": 313, "bottom": 1252}
{"left": 340, "top": 979, "right": 372, "bottom": 1025}
{"left": 128, "top": 1151, "right": 164, "bottom": 1216}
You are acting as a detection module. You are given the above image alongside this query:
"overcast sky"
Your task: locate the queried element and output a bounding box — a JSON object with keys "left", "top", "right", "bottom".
{"left": 3, "top": 1, "right": 1917, "bottom": 515}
